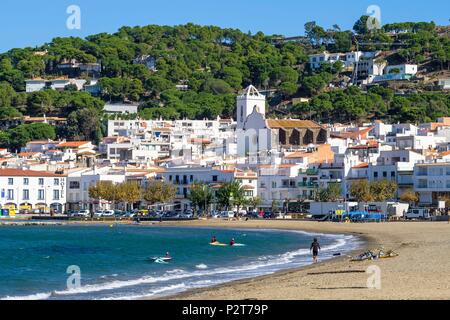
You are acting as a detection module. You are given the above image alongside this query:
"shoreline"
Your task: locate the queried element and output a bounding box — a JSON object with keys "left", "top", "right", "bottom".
{"left": 146, "top": 219, "right": 450, "bottom": 300}
{"left": 2, "top": 219, "right": 450, "bottom": 300}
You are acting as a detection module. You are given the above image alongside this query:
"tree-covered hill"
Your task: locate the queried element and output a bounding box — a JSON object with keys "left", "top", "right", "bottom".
{"left": 0, "top": 19, "right": 449, "bottom": 149}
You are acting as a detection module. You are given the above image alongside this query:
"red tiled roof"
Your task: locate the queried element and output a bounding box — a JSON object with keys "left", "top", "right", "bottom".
{"left": 352, "top": 163, "right": 369, "bottom": 169}
{"left": 266, "top": 119, "right": 322, "bottom": 129}
{"left": 58, "top": 141, "right": 91, "bottom": 148}
{"left": 17, "top": 152, "right": 40, "bottom": 157}
{"left": 0, "top": 168, "right": 66, "bottom": 177}
{"left": 331, "top": 127, "right": 374, "bottom": 140}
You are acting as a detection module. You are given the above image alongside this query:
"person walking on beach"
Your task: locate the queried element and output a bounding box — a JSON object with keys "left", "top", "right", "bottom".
{"left": 310, "top": 238, "right": 321, "bottom": 263}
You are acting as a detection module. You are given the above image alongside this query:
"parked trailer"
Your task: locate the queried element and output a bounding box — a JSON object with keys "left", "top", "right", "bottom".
{"left": 309, "top": 202, "right": 358, "bottom": 216}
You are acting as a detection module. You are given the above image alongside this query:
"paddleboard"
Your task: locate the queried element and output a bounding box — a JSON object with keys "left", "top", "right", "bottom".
{"left": 149, "top": 257, "right": 172, "bottom": 263}
{"left": 231, "top": 243, "right": 246, "bottom": 247}
{"left": 210, "top": 242, "right": 228, "bottom": 246}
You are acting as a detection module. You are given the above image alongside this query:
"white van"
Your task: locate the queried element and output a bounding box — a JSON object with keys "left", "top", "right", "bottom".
{"left": 405, "top": 208, "right": 431, "bottom": 220}
{"left": 221, "top": 211, "right": 235, "bottom": 218}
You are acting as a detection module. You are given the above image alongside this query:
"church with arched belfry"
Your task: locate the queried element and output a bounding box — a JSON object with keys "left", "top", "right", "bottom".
{"left": 236, "top": 85, "right": 328, "bottom": 159}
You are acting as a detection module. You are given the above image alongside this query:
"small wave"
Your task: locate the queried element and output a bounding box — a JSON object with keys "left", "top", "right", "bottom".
{"left": 100, "top": 283, "right": 188, "bottom": 300}
{"left": 1, "top": 292, "right": 51, "bottom": 300}
{"left": 165, "top": 269, "right": 185, "bottom": 274}
{"left": 196, "top": 264, "right": 208, "bottom": 269}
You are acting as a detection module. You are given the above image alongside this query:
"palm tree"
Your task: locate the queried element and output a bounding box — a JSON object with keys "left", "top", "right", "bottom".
{"left": 216, "top": 181, "right": 246, "bottom": 211}
{"left": 248, "top": 196, "right": 262, "bottom": 212}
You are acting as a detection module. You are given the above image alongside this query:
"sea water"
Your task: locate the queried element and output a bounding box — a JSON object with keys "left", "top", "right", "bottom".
{"left": 0, "top": 225, "right": 361, "bottom": 300}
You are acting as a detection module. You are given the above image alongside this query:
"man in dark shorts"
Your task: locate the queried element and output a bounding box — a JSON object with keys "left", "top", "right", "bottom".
{"left": 310, "top": 238, "right": 321, "bottom": 263}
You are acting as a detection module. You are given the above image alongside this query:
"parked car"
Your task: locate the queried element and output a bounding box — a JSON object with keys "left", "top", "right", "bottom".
{"left": 246, "top": 211, "right": 260, "bottom": 219}
{"left": 94, "top": 210, "right": 104, "bottom": 217}
{"left": 238, "top": 209, "right": 247, "bottom": 216}
{"left": 122, "top": 211, "right": 136, "bottom": 218}
{"left": 102, "top": 210, "right": 115, "bottom": 217}
{"left": 221, "top": 211, "right": 235, "bottom": 218}
{"left": 179, "top": 212, "right": 194, "bottom": 219}
{"left": 405, "top": 208, "right": 431, "bottom": 220}
{"left": 211, "top": 211, "right": 221, "bottom": 219}
{"left": 263, "top": 211, "right": 275, "bottom": 219}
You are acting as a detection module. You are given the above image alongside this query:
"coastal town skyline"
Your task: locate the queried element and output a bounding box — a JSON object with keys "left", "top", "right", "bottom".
{"left": 1, "top": 0, "right": 450, "bottom": 52}
{"left": 1, "top": 2, "right": 450, "bottom": 303}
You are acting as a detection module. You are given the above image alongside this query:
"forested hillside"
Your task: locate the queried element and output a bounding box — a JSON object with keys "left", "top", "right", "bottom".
{"left": 0, "top": 17, "right": 449, "bottom": 148}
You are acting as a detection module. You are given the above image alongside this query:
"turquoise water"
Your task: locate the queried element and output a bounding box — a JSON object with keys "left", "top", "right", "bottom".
{"left": 0, "top": 225, "right": 360, "bottom": 300}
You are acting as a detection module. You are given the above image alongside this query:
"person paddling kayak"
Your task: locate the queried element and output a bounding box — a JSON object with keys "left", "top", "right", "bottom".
{"left": 230, "top": 238, "right": 236, "bottom": 246}
{"left": 310, "top": 238, "right": 321, "bottom": 263}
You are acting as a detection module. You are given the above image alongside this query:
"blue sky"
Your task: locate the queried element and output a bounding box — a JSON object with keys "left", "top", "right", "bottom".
{"left": 1, "top": 0, "right": 449, "bottom": 52}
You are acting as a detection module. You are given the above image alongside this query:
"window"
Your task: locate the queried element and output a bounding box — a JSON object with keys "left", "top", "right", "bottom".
{"left": 190, "top": 175, "right": 194, "bottom": 182}
{"left": 212, "top": 175, "right": 218, "bottom": 182}
{"left": 23, "top": 178, "right": 29, "bottom": 185}
{"left": 7, "top": 189, "right": 14, "bottom": 200}
{"left": 417, "top": 167, "right": 427, "bottom": 176}
{"left": 53, "top": 190, "right": 60, "bottom": 201}
{"left": 39, "top": 178, "right": 44, "bottom": 186}
{"left": 391, "top": 172, "right": 396, "bottom": 178}
{"left": 374, "top": 172, "right": 378, "bottom": 178}
{"left": 418, "top": 179, "right": 427, "bottom": 189}
{"left": 54, "top": 178, "right": 60, "bottom": 186}
{"left": 23, "top": 189, "right": 29, "bottom": 200}
{"left": 69, "top": 181, "right": 80, "bottom": 189}
{"left": 383, "top": 172, "right": 387, "bottom": 178}
{"left": 8, "top": 178, "right": 13, "bottom": 185}
{"left": 38, "top": 189, "right": 45, "bottom": 200}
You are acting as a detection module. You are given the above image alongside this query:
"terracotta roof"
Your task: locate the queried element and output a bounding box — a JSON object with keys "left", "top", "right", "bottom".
{"left": 285, "top": 151, "right": 308, "bottom": 159}
{"left": 266, "top": 119, "right": 322, "bottom": 129}
{"left": 241, "top": 184, "right": 255, "bottom": 190}
{"left": 439, "top": 150, "right": 450, "bottom": 157}
{"left": 17, "top": 152, "right": 40, "bottom": 157}
{"left": 258, "top": 164, "right": 298, "bottom": 169}
{"left": 331, "top": 127, "right": 374, "bottom": 139}
{"left": 348, "top": 144, "right": 378, "bottom": 150}
{"left": 58, "top": 141, "right": 91, "bottom": 148}
{"left": 0, "top": 168, "right": 66, "bottom": 177}
{"left": 190, "top": 138, "right": 211, "bottom": 144}
{"left": 352, "top": 163, "right": 369, "bottom": 169}
{"left": 153, "top": 127, "right": 172, "bottom": 132}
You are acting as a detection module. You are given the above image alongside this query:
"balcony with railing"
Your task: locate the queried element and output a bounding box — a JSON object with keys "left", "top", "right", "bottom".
{"left": 298, "top": 169, "right": 319, "bottom": 175}
{"left": 298, "top": 181, "right": 319, "bottom": 188}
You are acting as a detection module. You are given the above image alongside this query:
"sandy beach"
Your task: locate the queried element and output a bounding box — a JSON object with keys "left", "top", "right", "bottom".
{"left": 153, "top": 219, "right": 450, "bottom": 300}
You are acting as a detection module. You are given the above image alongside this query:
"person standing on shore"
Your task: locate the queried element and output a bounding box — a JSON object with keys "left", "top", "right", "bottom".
{"left": 310, "top": 238, "right": 321, "bottom": 263}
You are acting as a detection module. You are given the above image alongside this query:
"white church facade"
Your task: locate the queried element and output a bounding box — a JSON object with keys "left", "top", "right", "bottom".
{"left": 236, "top": 85, "right": 328, "bottom": 160}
